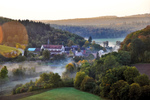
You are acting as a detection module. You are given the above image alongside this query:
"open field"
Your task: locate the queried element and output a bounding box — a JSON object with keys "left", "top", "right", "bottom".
{"left": 20, "top": 87, "right": 104, "bottom": 100}
{"left": 135, "top": 63, "right": 150, "bottom": 79}
{"left": 0, "top": 45, "right": 18, "bottom": 53}
{"left": 0, "top": 45, "right": 22, "bottom": 58}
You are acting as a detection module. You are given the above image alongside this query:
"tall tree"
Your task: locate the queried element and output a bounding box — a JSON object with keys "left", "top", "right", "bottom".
{"left": 43, "top": 50, "right": 50, "bottom": 60}
{"left": 0, "top": 66, "right": 8, "bottom": 79}
{"left": 0, "top": 66, "right": 8, "bottom": 91}
{"left": 96, "top": 52, "right": 100, "bottom": 60}
{"left": 88, "top": 36, "right": 92, "bottom": 43}
{"left": 131, "top": 38, "right": 144, "bottom": 63}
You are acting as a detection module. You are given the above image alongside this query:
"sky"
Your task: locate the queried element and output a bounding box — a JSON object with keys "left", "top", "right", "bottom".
{"left": 0, "top": 0, "right": 150, "bottom": 20}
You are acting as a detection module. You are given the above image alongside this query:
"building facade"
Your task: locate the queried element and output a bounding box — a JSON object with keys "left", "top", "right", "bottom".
{"left": 41, "top": 45, "right": 65, "bottom": 55}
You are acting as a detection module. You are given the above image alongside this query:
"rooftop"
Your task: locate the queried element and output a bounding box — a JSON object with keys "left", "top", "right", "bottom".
{"left": 42, "top": 45, "right": 63, "bottom": 49}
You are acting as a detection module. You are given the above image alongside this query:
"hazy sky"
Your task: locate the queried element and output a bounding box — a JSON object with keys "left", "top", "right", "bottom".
{"left": 0, "top": 0, "right": 150, "bottom": 20}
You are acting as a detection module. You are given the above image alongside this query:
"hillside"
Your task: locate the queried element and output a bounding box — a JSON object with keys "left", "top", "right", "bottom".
{"left": 51, "top": 24, "right": 128, "bottom": 38}
{"left": 40, "top": 14, "right": 150, "bottom": 26}
{"left": 120, "top": 25, "right": 150, "bottom": 63}
{"left": 0, "top": 17, "right": 85, "bottom": 48}
{"left": 20, "top": 88, "right": 103, "bottom": 100}
{"left": 40, "top": 14, "right": 150, "bottom": 38}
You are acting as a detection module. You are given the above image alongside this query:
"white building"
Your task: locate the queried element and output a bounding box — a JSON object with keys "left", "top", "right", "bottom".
{"left": 41, "top": 45, "right": 65, "bottom": 55}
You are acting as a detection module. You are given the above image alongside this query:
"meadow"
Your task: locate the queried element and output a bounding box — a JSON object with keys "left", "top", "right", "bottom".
{"left": 0, "top": 45, "right": 22, "bottom": 58}
{"left": 20, "top": 87, "right": 104, "bottom": 100}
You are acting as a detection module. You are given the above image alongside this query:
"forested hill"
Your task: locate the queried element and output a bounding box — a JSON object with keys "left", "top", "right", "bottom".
{"left": 0, "top": 17, "right": 85, "bottom": 48}
{"left": 41, "top": 14, "right": 150, "bottom": 26}
{"left": 51, "top": 25, "right": 128, "bottom": 38}
{"left": 40, "top": 14, "right": 150, "bottom": 38}
{"left": 120, "top": 25, "right": 150, "bottom": 63}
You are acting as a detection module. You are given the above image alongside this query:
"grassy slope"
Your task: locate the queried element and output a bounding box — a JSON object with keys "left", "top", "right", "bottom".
{"left": 0, "top": 45, "right": 22, "bottom": 57}
{"left": 20, "top": 87, "right": 104, "bottom": 100}
{"left": 0, "top": 45, "right": 20, "bottom": 53}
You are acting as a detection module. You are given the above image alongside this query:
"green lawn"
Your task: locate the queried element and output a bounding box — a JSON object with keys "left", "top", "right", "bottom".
{"left": 20, "top": 87, "right": 104, "bottom": 100}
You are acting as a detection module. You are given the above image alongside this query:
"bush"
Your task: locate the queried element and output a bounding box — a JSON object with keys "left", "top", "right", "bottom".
{"left": 73, "top": 56, "right": 84, "bottom": 62}
{"left": 15, "top": 87, "right": 22, "bottom": 94}
{"left": 129, "top": 83, "right": 141, "bottom": 100}
{"left": 74, "top": 72, "right": 86, "bottom": 89}
{"left": 44, "top": 83, "right": 53, "bottom": 89}
{"left": 63, "top": 78, "right": 74, "bottom": 87}
{"left": 110, "top": 80, "right": 129, "bottom": 100}
{"left": 65, "top": 63, "right": 75, "bottom": 73}
{"left": 134, "top": 74, "right": 150, "bottom": 86}
{"left": 16, "top": 56, "right": 26, "bottom": 62}
{"left": 123, "top": 67, "right": 140, "bottom": 84}
{"left": 80, "top": 76, "right": 96, "bottom": 92}
{"left": 140, "top": 85, "right": 150, "bottom": 100}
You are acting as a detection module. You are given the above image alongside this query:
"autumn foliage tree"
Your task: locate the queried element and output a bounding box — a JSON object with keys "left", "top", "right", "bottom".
{"left": 120, "top": 25, "right": 150, "bottom": 63}
{"left": 65, "top": 63, "right": 75, "bottom": 73}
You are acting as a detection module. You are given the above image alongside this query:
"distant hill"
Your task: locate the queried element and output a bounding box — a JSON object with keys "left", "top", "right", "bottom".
{"left": 0, "top": 17, "right": 85, "bottom": 48}
{"left": 39, "top": 14, "right": 150, "bottom": 38}
{"left": 40, "top": 14, "right": 150, "bottom": 26}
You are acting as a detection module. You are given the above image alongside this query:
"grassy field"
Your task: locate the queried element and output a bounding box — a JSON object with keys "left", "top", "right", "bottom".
{"left": 0, "top": 45, "right": 18, "bottom": 52}
{"left": 0, "top": 45, "right": 22, "bottom": 57}
{"left": 135, "top": 63, "right": 150, "bottom": 79}
{"left": 20, "top": 87, "right": 104, "bottom": 100}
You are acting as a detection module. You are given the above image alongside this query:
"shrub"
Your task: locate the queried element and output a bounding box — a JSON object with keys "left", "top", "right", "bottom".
{"left": 80, "top": 76, "right": 96, "bottom": 92}
{"left": 65, "top": 63, "right": 75, "bottom": 73}
{"left": 129, "top": 83, "right": 141, "bottom": 100}
{"left": 134, "top": 74, "right": 150, "bottom": 86}
{"left": 74, "top": 72, "right": 86, "bottom": 89}
{"left": 123, "top": 67, "right": 140, "bottom": 84}
{"left": 110, "top": 80, "right": 129, "bottom": 100}
{"left": 140, "top": 85, "right": 150, "bottom": 99}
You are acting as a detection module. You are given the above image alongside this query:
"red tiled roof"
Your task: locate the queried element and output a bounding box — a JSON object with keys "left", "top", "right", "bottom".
{"left": 43, "top": 45, "right": 63, "bottom": 49}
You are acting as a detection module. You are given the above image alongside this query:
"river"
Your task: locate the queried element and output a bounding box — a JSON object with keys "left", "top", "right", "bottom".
{"left": 93, "top": 38, "right": 125, "bottom": 47}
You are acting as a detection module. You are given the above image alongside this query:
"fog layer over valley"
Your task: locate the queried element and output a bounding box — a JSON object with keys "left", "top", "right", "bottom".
{"left": 0, "top": 59, "right": 72, "bottom": 95}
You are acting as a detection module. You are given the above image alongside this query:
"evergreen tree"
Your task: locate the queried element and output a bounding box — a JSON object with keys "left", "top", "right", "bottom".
{"left": 88, "top": 36, "right": 92, "bottom": 43}
{"left": 96, "top": 52, "right": 100, "bottom": 60}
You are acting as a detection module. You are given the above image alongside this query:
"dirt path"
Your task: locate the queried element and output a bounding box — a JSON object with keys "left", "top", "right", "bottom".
{"left": 134, "top": 63, "right": 150, "bottom": 79}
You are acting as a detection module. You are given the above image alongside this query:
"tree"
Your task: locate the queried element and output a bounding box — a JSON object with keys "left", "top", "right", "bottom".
{"left": 131, "top": 38, "right": 144, "bottom": 63}
{"left": 65, "top": 63, "right": 75, "bottom": 73}
{"left": 39, "top": 73, "right": 50, "bottom": 82}
{"left": 110, "top": 80, "right": 129, "bottom": 100}
{"left": 144, "top": 51, "right": 150, "bottom": 63}
{"left": 103, "top": 55, "right": 119, "bottom": 70}
{"left": 96, "top": 52, "right": 100, "bottom": 60}
{"left": 43, "top": 50, "right": 50, "bottom": 60}
{"left": 80, "top": 76, "right": 96, "bottom": 92}
{"left": 140, "top": 85, "right": 150, "bottom": 100}
{"left": 24, "top": 48, "right": 28, "bottom": 57}
{"left": 0, "top": 66, "right": 8, "bottom": 79}
{"left": 74, "top": 72, "right": 86, "bottom": 89}
{"left": 134, "top": 74, "right": 150, "bottom": 86}
{"left": 84, "top": 40, "right": 89, "bottom": 47}
{"left": 117, "top": 51, "right": 131, "bottom": 65}
{"left": 88, "top": 36, "right": 92, "bottom": 43}
{"left": 77, "top": 48, "right": 81, "bottom": 52}
{"left": 129, "top": 83, "right": 141, "bottom": 100}
{"left": 68, "top": 40, "right": 74, "bottom": 47}
{"left": 123, "top": 67, "right": 140, "bottom": 84}
{"left": 0, "top": 66, "right": 8, "bottom": 91}
{"left": 69, "top": 49, "right": 74, "bottom": 56}
{"left": 50, "top": 73, "right": 61, "bottom": 87}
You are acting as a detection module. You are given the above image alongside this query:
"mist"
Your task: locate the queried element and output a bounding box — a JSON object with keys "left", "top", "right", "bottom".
{"left": 0, "top": 58, "right": 72, "bottom": 95}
